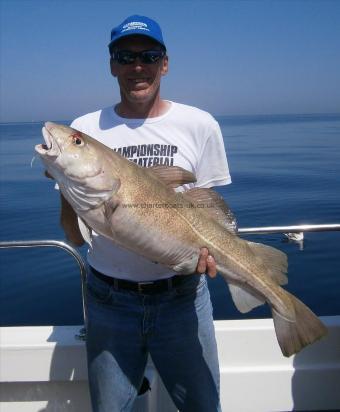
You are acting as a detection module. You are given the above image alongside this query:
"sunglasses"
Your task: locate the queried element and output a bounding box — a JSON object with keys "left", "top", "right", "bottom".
{"left": 112, "top": 49, "right": 166, "bottom": 65}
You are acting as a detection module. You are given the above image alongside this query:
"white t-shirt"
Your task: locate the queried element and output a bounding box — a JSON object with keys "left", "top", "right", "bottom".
{"left": 71, "top": 101, "right": 231, "bottom": 281}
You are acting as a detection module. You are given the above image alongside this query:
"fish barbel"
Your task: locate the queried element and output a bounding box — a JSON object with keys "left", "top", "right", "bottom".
{"left": 35, "top": 122, "right": 327, "bottom": 357}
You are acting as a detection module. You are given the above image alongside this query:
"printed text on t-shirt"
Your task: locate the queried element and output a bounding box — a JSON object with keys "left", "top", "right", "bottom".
{"left": 113, "top": 144, "right": 178, "bottom": 166}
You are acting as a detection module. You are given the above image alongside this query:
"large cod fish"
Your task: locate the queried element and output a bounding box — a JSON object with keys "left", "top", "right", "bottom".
{"left": 36, "top": 122, "right": 327, "bottom": 357}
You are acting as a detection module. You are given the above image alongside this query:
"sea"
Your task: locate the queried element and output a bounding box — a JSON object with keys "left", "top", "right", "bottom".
{"left": 0, "top": 113, "right": 339, "bottom": 326}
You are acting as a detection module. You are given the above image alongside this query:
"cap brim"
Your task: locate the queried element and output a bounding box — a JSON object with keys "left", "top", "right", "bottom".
{"left": 108, "top": 31, "right": 165, "bottom": 50}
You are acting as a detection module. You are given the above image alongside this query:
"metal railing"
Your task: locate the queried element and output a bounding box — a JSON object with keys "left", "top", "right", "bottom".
{"left": 0, "top": 240, "right": 88, "bottom": 340}
{"left": 1, "top": 223, "right": 339, "bottom": 339}
{"left": 238, "top": 223, "right": 340, "bottom": 235}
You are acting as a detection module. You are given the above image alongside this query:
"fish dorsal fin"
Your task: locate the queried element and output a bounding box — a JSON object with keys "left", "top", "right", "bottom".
{"left": 246, "top": 241, "right": 288, "bottom": 285}
{"left": 228, "top": 283, "right": 266, "bottom": 313}
{"left": 148, "top": 165, "right": 196, "bottom": 188}
{"left": 183, "top": 187, "right": 238, "bottom": 233}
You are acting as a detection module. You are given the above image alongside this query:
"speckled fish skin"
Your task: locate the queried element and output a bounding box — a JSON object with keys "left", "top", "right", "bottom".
{"left": 35, "top": 122, "right": 327, "bottom": 357}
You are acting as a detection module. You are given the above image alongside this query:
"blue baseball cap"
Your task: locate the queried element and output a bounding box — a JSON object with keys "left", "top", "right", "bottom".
{"left": 108, "top": 15, "right": 166, "bottom": 51}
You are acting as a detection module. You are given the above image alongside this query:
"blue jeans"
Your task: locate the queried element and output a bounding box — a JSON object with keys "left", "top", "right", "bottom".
{"left": 86, "top": 270, "right": 221, "bottom": 412}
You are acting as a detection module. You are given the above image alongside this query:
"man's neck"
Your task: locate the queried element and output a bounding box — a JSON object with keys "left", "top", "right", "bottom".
{"left": 115, "top": 96, "right": 170, "bottom": 119}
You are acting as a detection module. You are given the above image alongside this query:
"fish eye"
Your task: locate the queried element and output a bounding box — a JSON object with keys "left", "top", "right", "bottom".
{"left": 71, "top": 134, "right": 84, "bottom": 146}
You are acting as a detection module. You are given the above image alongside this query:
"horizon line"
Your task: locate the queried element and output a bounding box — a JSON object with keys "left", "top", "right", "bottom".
{"left": 1, "top": 112, "right": 340, "bottom": 125}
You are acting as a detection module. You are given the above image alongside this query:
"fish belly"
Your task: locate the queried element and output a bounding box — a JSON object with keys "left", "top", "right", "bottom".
{"left": 107, "top": 204, "right": 201, "bottom": 272}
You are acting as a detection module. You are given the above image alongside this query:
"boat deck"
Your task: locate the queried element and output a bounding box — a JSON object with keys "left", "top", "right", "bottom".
{"left": 1, "top": 316, "right": 339, "bottom": 411}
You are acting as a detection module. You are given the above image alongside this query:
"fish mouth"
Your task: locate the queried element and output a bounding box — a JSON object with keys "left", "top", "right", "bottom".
{"left": 35, "top": 122, "right": 60, "bottom": 158}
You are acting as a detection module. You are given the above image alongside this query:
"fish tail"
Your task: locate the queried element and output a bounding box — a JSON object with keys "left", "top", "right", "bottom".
{"left": 272, "top": 291, "right": 327, "bottom": 357}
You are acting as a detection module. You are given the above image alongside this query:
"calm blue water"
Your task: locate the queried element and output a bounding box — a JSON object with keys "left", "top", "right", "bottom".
{"left": 0, "top": 114, "right": 339, "bottom": 326}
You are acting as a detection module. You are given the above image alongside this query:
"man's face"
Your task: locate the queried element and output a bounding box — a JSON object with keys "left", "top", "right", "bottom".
{"left": 110, "top": 36, "right": 168, "bottom": 107}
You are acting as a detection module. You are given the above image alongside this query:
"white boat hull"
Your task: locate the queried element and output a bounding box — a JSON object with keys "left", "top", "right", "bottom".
{"left": 1, "top": 316, "right": 339, "bottom": 411}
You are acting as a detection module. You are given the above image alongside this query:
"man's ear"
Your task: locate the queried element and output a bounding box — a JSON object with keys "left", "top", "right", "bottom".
{"left": 161, "top": 55, "right": 169, "bottom": 76}
{"left": 110, "top": 58, "right": 117, "bottom": 77}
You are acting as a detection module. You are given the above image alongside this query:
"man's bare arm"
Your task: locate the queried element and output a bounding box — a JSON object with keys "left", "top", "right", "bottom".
{"left": 60, "top": 194, "right": 85, "bottom": 246}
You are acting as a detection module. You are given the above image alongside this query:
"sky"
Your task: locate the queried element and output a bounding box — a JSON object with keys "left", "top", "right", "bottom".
{"left": 0, "top": 0, "right": 339, "bottom": 122}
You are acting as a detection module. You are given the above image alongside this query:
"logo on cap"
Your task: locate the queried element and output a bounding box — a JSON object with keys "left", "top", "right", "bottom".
{"left": 122, "top": 21, "right": 150, "bottom": 33}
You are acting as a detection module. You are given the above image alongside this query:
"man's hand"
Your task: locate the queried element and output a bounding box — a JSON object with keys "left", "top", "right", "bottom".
{"left": 197, "top": 247, "right": 217, "bottom": 278}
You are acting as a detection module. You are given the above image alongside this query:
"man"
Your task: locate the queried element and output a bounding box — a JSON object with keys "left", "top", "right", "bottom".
{"left": 60, "top": 15, "right": 231, "bottom": 412}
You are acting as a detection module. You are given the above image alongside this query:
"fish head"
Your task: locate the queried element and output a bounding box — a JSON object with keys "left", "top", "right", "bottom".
{"left": 35, "top": 122, "right": 119, "bottom": 211}
{"left": 36, "top": 122, "right": 105, "bottom": 180}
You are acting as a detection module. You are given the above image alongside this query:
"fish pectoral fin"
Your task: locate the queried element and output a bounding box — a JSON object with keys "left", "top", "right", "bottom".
{"left": 228, "top": 283, "right": 265, "bottom": 313}
{"left": 103, "top": 196, "right": 120, "bottom": 220}
{"left": 110, "top": 178, "right": 121, "bottom": 195}
{"left": 77, "top": 217, "right": 92, "bottom": 248}
{"left": 182, "top": 188, "right": 237, "bottom": 233}
{"left": 272, "top": 291, "right": 327, "bottom": 357}
{"left": 148, "top": 165, "right": 196, "bottom": 188}
{"left": 246, "top": 241, "right": 288, "bottom": 285}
